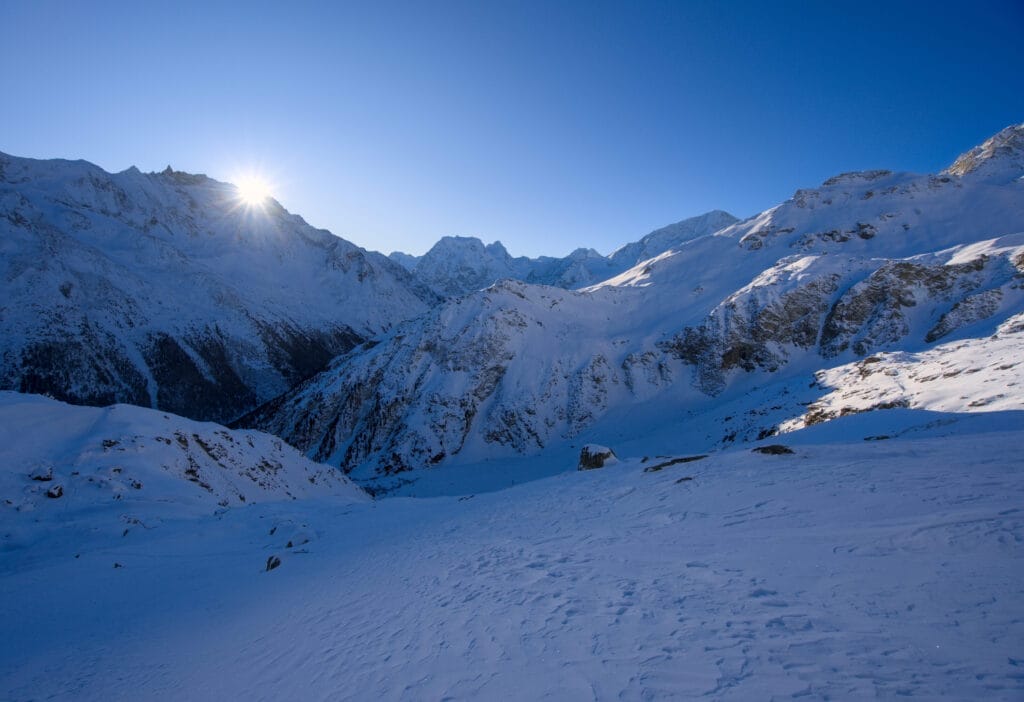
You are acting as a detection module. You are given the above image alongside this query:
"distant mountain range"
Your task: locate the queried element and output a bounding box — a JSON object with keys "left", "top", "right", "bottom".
{"left": 2, "top": 124, "right": 1023, "bottom": 492}
{"left": 389, "top": 209, "right": 738, "bottom": 295}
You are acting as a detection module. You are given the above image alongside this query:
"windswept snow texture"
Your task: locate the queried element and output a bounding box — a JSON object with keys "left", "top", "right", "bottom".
{"left": 251, "top": 124, "right": 1024, "bottom": 479}
{"left": 0, "top": 153, "right": 434, "bottom": 422}
{"left": 390, "top": 209, "right": 738, "bottom": 296}
{"left": 2, "top": 417, "right": 1022, "bottom": 700}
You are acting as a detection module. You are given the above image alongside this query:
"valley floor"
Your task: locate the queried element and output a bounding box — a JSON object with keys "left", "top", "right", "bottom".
{"left": 2, "top": 421, "right": 1023, "bottom": 700}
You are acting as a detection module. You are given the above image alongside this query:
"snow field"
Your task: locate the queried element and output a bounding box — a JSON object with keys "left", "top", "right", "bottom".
{"left": 3, "top": 419, "right": 1022, "bottom": 700}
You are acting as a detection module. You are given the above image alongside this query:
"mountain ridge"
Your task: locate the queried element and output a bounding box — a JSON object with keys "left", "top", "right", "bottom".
{"left": 389, "top": 209, "right": 739, "bottom": 296}
{"left": 0, "top": 152, "right": 436, "bottom": 423}
{"left": 244, "top": 124, "right": 1024, "bottom": 483}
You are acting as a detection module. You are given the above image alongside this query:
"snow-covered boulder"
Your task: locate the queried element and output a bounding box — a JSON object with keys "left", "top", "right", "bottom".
{"left": 577, "top": 444, "right": 618, "bottom": 470}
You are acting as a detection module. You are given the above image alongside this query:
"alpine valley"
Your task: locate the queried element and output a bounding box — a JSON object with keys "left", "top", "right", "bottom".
{"left": 2, "top": 125, "right": 1023, "bottom": 701}
{"left": 245, "top": 124, "right": 1024, "bottom": 491}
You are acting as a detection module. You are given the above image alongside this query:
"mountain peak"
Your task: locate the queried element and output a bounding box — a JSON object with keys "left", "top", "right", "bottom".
{"left": 944, "top": 123, "right": 1024, "bottom": 179}
{"left": 485, "top": 241, "right": 511, "bottom": 259}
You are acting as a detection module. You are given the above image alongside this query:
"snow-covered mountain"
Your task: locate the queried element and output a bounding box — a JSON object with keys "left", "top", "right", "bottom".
{"left": 248, "top": 124, "right": 1024, "bottom": 482}
{"left": 605, "top": 209, "right": 740, "bottom": 270}
{"left": 3, "top": 129, "right": 1024, "bottom": 702}
{"left": 0, "top": 154, "right": 436, "bottom": 422}
{"left": 389, "top": 209, "right": 738, "bottom": 295}
{"left": 0, "top": 392, "right": 366, "bottom": 543}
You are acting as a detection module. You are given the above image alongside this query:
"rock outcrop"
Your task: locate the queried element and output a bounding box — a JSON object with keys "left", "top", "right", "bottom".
{"left": 577, "top": 444, "right": 618, "bottom": 470}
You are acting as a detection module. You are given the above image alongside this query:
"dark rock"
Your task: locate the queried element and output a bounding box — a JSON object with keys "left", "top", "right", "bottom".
{"left": 46, "top": 484, "right": 64, "bottom": 498}
{"left": 644, "top": 455, "right": 708, "bottom": 473}
{"left": 751, "top": 444, "right": 795, "bottom": 455}
{"left": 578, "top": 444, "right": 617, "bottom": 471}
{"left": 30, "top": 465, "right": 53, "bottom": 481}
{"left": 266, "top": 555, "right": 282, "bottom": 571}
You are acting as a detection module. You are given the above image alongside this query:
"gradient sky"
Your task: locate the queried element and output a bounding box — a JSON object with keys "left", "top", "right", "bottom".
{"left": 2, "top": 0, "right": 1022, "bottom": 257}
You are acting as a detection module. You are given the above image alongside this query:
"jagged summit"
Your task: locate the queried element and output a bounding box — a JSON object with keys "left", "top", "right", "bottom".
{"left": 944, "top": 122, "right": 1024, "bottom": 179}
{"left": 411, "top": 235, "right": 518, "bottom": 297}
{"left": 391, "top": 210, "right": 738, "bottom": 296}
{"left": 820, "top": 170, "right": 893, "bottom": 187}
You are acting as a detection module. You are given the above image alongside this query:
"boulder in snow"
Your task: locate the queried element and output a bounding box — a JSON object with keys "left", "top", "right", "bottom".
{"left": 752, "top": 444, "right": 795, "bottom": 455}
{"left": 30, "top": 464, "right": 54, "bottom": 482}
{"left": 578, "top": 444, "right": 618, "bottom": 471}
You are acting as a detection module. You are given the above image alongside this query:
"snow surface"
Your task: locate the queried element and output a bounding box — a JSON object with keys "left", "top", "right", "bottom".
{"left": 2, "top": 406, "right": 1022, "bottom": 700}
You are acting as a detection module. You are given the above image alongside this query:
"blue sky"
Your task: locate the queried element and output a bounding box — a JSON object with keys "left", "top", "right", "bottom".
{"left": 2, "top": 0, "right": 1022, "bottom": 256}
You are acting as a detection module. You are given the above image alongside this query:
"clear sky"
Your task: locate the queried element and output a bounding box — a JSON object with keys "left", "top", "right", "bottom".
{"left": 2, "top": 0, "right": 1022, "bottom": 257}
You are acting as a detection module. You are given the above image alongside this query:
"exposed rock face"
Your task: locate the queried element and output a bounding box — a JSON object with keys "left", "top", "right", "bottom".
{"left": 819, "top": 258, "right": 990, "bottom": 358}
{"left": 661, "top": 263, "right": 845, "bottom": 394}
{"left": 242, "top": 281, "right": 632, "bottom": 477}
{"left": 925, "top": 289, "right": 1004, "bottom": 342}
{"left": 578, "top": 444, "right": 617, "bottom": 470}
{"left": 659, "top": 245, "right": 1022, "bottom": 395}
{"left": 944, "top": 123, "right": 1024, "bottom": 180}
{"left": 0, "top": 153, "right": 434, "bottom": 422}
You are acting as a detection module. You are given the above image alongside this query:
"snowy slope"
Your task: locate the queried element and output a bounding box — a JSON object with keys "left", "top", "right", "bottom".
{"left": 250, "top": 124, "right": 1024, "bottom": 480}
{"left": 2, "top": 418, "right": 1022, "bottom": 700}
{"left": 0, "top": 392, "right": 365, "bottom": 526}
{"left": 780, "top": 312, "right": 1024, "bottom": 432}
{"left": 0, "top": 391, "right": 366, "bottom": 581}
{"left": 390, "top": 210, "right": 738, "bottom": 296}
{"left": 606, "top": 209, "right": 739, "bottom": 270}
{"left": 0, "top": 154, "right": 435, "bottom": 422}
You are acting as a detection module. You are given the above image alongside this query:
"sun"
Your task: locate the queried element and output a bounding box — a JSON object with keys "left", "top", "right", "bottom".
{"left": 234, "top": 174, "right": 274, "bottom": 206}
